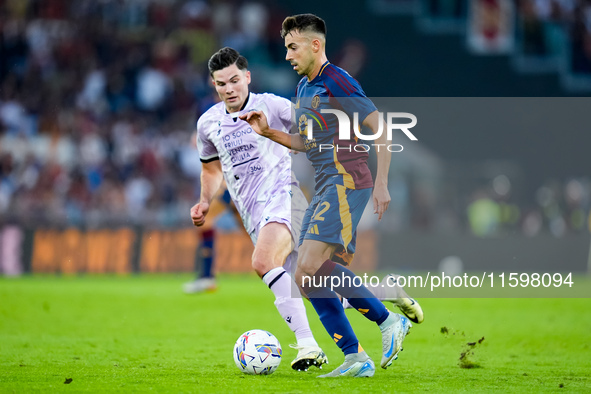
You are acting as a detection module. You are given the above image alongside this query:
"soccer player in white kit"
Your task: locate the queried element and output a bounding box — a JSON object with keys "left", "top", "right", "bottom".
{"left": 190, "top": 47, "right": 327, "bottom": 371}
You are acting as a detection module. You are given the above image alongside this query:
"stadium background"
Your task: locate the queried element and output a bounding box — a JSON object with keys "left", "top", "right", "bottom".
{"left": 0, "top": 0, "right": 590, "bottom": 277}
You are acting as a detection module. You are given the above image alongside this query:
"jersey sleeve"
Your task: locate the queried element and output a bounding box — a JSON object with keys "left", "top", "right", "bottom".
{"left": 277, "top": 96, "right": 293, "bottom": 133}
{"left": 196, "top": 117, "right": 219, "bottom": 163}
{"left": 323, "top": 66, "right": 377, "bottom": 122}
{"left": 264, "top": 93, "right": 293, "bottom": 134}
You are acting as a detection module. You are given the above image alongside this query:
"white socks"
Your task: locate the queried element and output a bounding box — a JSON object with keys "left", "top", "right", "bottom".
{"left": 263, "top": 267, "right": 318, "bottom": 347}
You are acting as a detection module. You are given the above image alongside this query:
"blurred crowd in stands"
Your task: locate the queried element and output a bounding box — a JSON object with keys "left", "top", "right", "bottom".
{"left": 0, "top": 0, "right": 292, "bottom": 227}
{"left": 518, "top": 0, "right": 591, "bottom": 73}
{"left": 439, "top": 176, "right": 589, "bottom": 238}
{"left": 0, "top": 0, "right": 590, "bottom": 238}
{"left": 423, "top": 0, "right": 591, "bottom": 73}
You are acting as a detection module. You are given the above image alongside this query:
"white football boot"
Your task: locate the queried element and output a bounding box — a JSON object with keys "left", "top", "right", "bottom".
{"left": 318, "top": 351, "right": 374, "bottom": 378}
{"left": 380, "top": 312, "right": 412, "bottom": 369}
{"left": 378, "top": 274, "right": 424, "bottom": 324}
{"left": 183, "top": 277, "right": 217, "bottom": 294}
{"left": 290, "top": 344, "right": 329, "bottom": 371}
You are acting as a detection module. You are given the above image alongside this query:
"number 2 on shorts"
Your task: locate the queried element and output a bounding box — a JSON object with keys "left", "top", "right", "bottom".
{"left": 312, "top": 202, "right": 330, "bottom": 221}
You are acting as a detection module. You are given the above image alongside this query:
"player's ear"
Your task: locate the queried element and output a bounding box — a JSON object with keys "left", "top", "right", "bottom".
{"left": 311, "top": 38, "right": 321, "bottom": 53}
{"left": 245, "top": 70, "right": 251, "bottom": 85}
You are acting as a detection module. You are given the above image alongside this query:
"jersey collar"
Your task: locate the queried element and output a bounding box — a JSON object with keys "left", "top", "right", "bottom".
{"left": 307, "top": 61, "right": 330, "bottom": 84}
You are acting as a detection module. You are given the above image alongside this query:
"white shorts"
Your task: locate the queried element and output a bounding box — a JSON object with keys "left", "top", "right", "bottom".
{"left": 248, "top": 183, "right": 308, "bottom": 274}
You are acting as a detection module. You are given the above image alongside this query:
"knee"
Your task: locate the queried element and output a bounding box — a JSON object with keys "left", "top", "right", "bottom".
{"left": 295, "top": 254, "right": 321, "bottom": 286}
{"left": 297, "top": 258, "right": 317, "bottom": 277}
{"left": 296, "top": 244, "right": 322, "bottom": 276}
{"left": 251, "top": 256, "right": 267, "bottom": 276}
{"left": 252, "top": 253, "right": 279, "bottom": 277}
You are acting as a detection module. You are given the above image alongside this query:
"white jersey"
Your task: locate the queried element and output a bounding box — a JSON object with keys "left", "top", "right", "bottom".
{"left": 196, "top": 92, "right": 304, "bottom": 236}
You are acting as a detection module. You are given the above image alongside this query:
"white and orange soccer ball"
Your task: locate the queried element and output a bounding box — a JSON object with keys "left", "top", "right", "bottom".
{"left": 233, "top": 330, "right": 282, "bottom": 375}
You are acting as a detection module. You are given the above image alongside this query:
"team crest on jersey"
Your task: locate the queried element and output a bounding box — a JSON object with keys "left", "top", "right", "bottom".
{"left": 311, "top": 95, "right": 320, "bottom": 109}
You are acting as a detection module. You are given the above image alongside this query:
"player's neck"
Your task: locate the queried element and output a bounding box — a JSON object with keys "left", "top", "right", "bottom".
{"left": 307, "top": 55, "right": 329, "bottom": 81}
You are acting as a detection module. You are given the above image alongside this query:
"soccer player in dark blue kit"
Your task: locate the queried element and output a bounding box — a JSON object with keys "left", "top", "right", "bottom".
{"left": 240, "top": 14, "right": 423, "bottom": 377}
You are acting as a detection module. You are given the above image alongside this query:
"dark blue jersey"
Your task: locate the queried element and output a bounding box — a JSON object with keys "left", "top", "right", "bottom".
{"left": 295, "top": 61, "right": 376, "bottom": 192}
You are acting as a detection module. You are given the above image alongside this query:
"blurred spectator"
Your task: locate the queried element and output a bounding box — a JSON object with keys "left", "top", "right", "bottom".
{"left": 467, "top": 188, "right": 501, "bottom": 237}
{"left": 516, "top": 0, "right": 591, "bottom": 74}
{"left": 571, "top": 0, "right": 591, "bottom": 73}
{"left": 333, "top": 39, "right": 368, "bottom": 78}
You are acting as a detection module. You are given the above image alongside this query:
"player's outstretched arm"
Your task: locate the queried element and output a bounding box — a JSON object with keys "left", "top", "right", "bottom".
{"left": 239, "top": 110, "right": 306, "bottom": 152}
{"left": 191, "top": 160, "right": 223, "bottom": 227}
{"left": 363, "top": 110, "right": 391, "bottom": 221}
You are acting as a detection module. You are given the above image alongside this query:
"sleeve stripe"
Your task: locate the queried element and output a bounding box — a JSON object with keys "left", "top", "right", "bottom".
{"left": 323, "top": 83, "right": 335, "bottom": 99}
{"left": 327, "top": 67, "right": 355, "bottom": 93}
{"left": 333, "top": 68, "right": 356, "bottom": 94}
{"left": 325, "top": 68, "right": 354, "bottom": 95}
{"left": 325, "top": 71, "right": 351, "bottom": 95}
{"left": 200, "top": 156, "right": 220, "bottom": 163}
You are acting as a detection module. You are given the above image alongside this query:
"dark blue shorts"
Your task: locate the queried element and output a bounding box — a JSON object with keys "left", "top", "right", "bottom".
{"left": 299, "top": 185, "right": 372, "bottom": 266}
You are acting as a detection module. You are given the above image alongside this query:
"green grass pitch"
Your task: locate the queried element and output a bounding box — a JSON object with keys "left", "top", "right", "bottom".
{"left": 1, "top": 274, "right": 590, "bottom": 392}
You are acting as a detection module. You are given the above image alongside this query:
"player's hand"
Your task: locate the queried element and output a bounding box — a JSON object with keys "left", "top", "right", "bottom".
{"left": 372, "top": 184, "right": 391, "bottom": 221}
{"left": 190, "top": 202, "right": 210, "bottom": 227}
{"left": 239, "top": 111, "right": 270, "bottom": 137}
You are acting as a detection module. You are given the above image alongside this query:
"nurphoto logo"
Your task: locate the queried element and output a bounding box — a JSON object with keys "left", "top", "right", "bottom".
{"left": 305, "top": 109, "right": 418, "bottom": 152}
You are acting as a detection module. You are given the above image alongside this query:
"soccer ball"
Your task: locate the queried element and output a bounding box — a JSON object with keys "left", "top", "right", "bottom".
{"left": 233, "top": 329, "right": 282, "bottom": 375}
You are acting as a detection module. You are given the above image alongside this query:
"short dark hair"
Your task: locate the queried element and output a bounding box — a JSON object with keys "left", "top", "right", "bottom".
{"left": 208, "top": 47, "right": 248, "bottom": 77}
{"left": 281, "top": 14, "right": 326, "bottom": 39}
